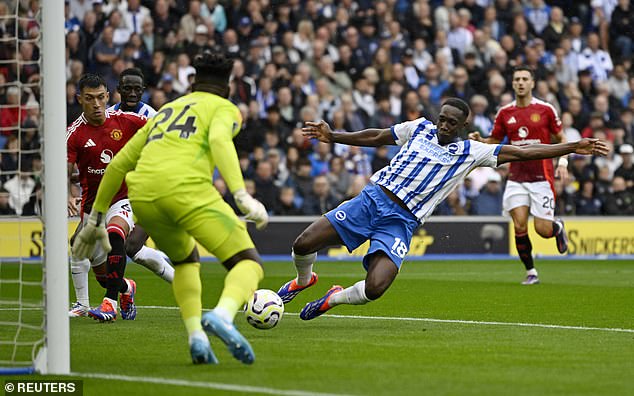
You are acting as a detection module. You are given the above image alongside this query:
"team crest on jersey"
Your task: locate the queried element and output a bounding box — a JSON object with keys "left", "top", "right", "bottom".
{"left": 110, "top": 129, "right": 123, "bottom": 141}
{"left": 530, "top": 113, "right": 541, "bottom": 123}
{"left": 518, "top": 126, "right": 529, "bottom": 138}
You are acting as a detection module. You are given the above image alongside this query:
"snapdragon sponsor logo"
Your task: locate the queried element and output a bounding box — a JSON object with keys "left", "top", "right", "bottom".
{"left": 87, "top": 167, "right": 105, "bottom": 175}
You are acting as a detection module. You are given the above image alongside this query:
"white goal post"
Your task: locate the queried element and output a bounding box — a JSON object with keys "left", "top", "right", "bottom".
{"left": 40, "top": 0, "right": 69, "bottom": 375}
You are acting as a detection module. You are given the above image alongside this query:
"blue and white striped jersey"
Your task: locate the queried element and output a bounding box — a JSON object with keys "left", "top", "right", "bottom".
{"left": 108, "top": 101, "right": 157, "bottom": 118}
{"left": 371, "top": 117, "right": 503, "bottom": 223}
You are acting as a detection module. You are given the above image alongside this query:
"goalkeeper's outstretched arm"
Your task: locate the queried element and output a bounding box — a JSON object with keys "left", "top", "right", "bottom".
{"left": 209, "top": 104, "right": 268, "bottom": 229}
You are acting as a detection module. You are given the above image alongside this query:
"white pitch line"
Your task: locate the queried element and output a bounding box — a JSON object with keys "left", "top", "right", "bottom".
{"left": 137, "top": 306, "right": 634, "bottom": 334}
{"left": 2, "top": 305, "right": 633, "bottom": 334}
{"left": 318, "top": 313, "right": 634, "bottom": 334}
{"left": 72, "top": 372, "right": 352, "bottom": 396}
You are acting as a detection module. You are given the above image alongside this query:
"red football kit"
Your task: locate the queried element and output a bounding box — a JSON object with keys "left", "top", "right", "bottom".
{"left": 491, "top": 98, "right": 562, "bottom": 188}
{"left": 66, "top": 109, "right": 147, "bottom": 215}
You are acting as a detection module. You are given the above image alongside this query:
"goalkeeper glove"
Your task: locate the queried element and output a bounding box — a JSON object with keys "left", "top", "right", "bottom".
{"left": 234, "top": 189, "right": 269, "bottom": 230}
{"left": 72, "top": 211, "right": 111, "bottom": 260}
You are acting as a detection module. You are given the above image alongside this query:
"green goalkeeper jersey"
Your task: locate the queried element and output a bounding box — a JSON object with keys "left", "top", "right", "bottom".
{"left": 92, "top": 91, "right": 243, "bottom": 214}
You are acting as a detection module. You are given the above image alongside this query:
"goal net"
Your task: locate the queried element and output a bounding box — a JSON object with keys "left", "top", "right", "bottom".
{"left": 0, "top": 0, "right": 68, "bottom": 375}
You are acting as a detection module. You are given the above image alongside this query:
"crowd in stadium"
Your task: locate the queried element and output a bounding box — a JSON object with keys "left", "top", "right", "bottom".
{"left": 0, "top": 0, "right": 633, "bottom": 217}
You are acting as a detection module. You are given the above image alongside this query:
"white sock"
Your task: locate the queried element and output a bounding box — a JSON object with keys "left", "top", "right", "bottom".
{"left": 292, "top": 250, "right": 316, "bottom": 286}
{"left": 212, "top": 307, "right": 233, "bottom": 323}
{"left": 188, "top": 329, "right": 209, "bottom": 345}
{"left": 133, "top": 245, "right": 175, "bottom": 283}
{"left": 527, "top": 268, "right": 538, "bottom": 276}
{"left": 328, "top": 280, "right": 371, "bottom": 307}
{"left": 70, "top": 256, "right": 90, "bottom": 307}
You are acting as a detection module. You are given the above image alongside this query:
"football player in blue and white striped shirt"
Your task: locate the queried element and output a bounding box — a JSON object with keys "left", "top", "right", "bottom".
{"left": 277, "top": 98, "right": 608, "bottom": 320}
{"left": 107, "top": 68, "right": 157, "bottom": 118}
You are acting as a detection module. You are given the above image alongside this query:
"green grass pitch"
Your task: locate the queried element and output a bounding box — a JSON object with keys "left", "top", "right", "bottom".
{"left": 2, "top": 259, "right": 633, "bottom": 395}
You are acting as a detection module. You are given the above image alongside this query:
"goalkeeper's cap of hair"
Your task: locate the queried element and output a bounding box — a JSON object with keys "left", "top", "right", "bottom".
{"left": 193, "top": 50, "right": 234, "bottom": 86}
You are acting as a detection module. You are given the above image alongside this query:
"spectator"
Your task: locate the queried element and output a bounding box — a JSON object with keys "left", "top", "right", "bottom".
{"left": 90, "top": 25, "right": 119, "bottom": 76}
{"left": 253, "top": 160, "right": 280, "bottom": 212}
{"left": 185, "top": 25, "right": 214, "bottom": 61}
{"left": 0, "top": 138, "right": 18, "bottom": 184}
{"left": 561, "top": 112, "right": 582, "bottom": 142}
{"left": 326, "top": 156, "right": 351, "bottom": 201}
{"left": 435, "top": 187, "right": 468, "bottom": 215}
{"left": 575, "top": 180, "right": 603, "bottom": 215}
{"left": 608, "top": 62, "right": 630, "bottom": 101}
{"left": 541, "top": 6, "right": 565, "bottom": 51}
{"left": 0, "top": 187, "right": 16, "bottom": 215}
{"left": 3, "top": 161, "right": 35, "bottom": 216}
{"left": 595, "top": 166, "right": 614, "bottom": 200}
{"left": 1, "top": 86, "right": 26, "bottom": 130}
{"left": 524, "top": 0, "right": 551, "bottom": 35}
{"left": 603, "top": 176, "right": 634, "bottom": 214}
{"left": 352, "top": 74, "right": 376, "bottom": 123}
{"left": 302, "top": 175, "right": 338, "bottom": 215}
{"left": 463, "top": 51, "right": 486, "bottom": 92}
{"left": 290, "top": 157, "right": 314, "bottom": 200}
{"left": 371, "top": 146, "right": 390, "bottom": 174}
{"left": 121, "top": 0, "right": 150, "bottom": 35}
{"left": 553, "top": 46, "right": 577, "bottom": 86}
{"left": 274, "top": 186, "right": 303, "bottom": 215}
{"left": 577, "top": 32, "right": 614, "bottom": 82}
{"left": 609, "top": 0, "right": 634, "bottom": 61}
{"left": 266, "top": 149, "right": 289, "bottom": 188}
{"left": 66, "top": 30, "right": 88, "bottom": 65}
{"left": 152, "top": 0, "right": 178, "bottom": 38}
{"left": 470, "top": 95, "right": 493, "bottom": 137}
{"left": 447, "top": 9, "right": 474, "bottom": 58}
{"left": 615, "top": 144, "right": 634, "bottom": 188}
{"left": 180, "top": 0, "right": 205, "bottom": 43}
{"left": 309, "top": 141, "right": 332, "bottom": 177}
{"left": 471, "top": 173, "right": 504, "bottom": 215}
{"left": 201, "top": 0, "right": 227, "bottom": 33}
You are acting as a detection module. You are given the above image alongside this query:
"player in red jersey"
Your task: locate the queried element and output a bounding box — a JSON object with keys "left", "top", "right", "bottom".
{"left": 469, "top": 66, "right": 569, "bottom": 285}
{"left": 66, "top": 74, "right": 143, "bottom": 321}
{"left": 68, "top": 69, "right": 174, "bottom": 319}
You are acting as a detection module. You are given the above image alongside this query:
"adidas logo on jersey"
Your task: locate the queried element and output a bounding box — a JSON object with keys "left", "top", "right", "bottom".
{"left": 508, "top": 116, "right": 517, "bottom": 124}
{"left": 84, "top": 139, "right": 96, "bottom": 148}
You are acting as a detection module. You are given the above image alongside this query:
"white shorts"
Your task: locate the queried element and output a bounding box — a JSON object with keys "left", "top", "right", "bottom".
{"left": 502, "top": 181, "right": 555, "bottom": 221}
{"left": 81, "top": 199, "right": 134, "bottom": 266}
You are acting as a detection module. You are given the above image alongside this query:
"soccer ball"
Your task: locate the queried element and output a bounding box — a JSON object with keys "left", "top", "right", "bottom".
{"left": 244, "top": 289, "right": 284, "bottom": 330}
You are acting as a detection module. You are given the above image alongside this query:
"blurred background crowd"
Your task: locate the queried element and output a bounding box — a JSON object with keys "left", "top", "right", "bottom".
{"left": 0, "top": 0, "right": 633, "bottom": 217}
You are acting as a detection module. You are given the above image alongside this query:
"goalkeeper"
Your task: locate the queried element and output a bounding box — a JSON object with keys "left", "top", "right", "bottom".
{"left": 73, "top": 50, "right": 268, "bottom": 365}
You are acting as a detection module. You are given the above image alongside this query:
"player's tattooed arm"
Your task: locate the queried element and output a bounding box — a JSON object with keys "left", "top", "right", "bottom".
{"left": 303, "top": 120, "right": 395, "bottom": 147}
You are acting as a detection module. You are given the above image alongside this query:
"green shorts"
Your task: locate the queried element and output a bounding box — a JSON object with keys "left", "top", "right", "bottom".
{"left": 130, "top": 192, "right": 254, "bottom": 263}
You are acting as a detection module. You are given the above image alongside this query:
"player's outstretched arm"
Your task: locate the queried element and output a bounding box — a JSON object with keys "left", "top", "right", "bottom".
{"left": 210, "top": 105, "right": 268, "bottom": 229}
{"left": 303, "top": 120, "right": 396, "bottom": 147}
{"left": 497, "top": 138, "right": 609, "bottom": 165}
